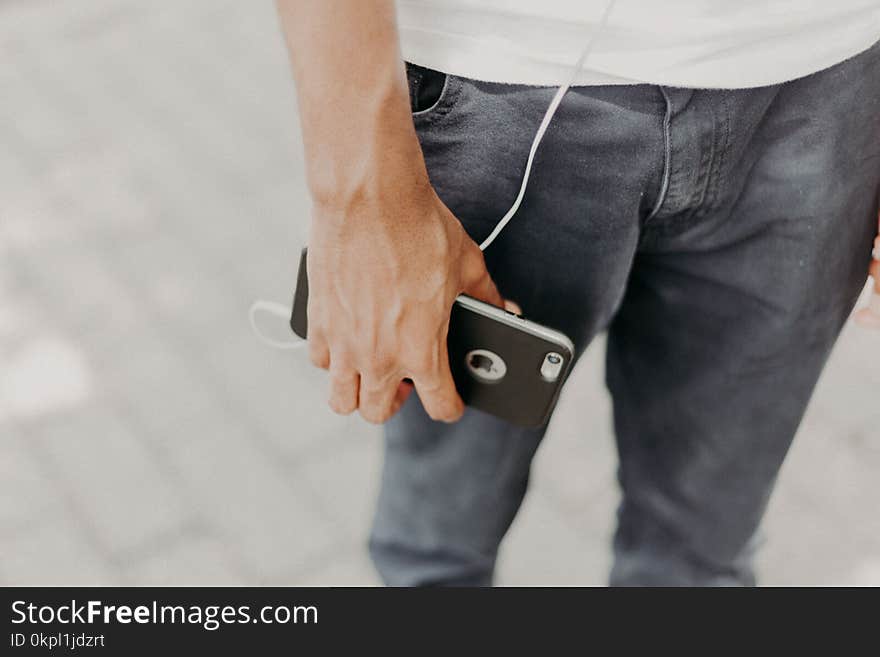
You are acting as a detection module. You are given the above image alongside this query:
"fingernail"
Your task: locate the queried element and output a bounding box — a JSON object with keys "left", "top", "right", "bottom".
{"left": 448, "top": 406, "right": 465, "bottom": 423}
{"left": 504, "top": 300, "right": 523, "bottom": 315}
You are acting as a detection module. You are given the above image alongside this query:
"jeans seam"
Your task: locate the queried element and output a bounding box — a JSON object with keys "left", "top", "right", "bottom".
{"left": 692, "top": 91, "right": 731, "bottom": 223}
{"left": 644, "top": 86, "right": 673, "bottom": 224}
{"left": 651, "top": 92, "right": 721, "bottom": 235}
{"left": 680, "top": 99, "right": 717, "bottom": 224}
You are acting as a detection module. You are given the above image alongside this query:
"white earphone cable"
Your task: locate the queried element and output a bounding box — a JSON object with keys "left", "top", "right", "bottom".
{"left": 249, "top": 300, "right": 307, "bottom": 350}
{"left": 250, "top": 0, "right": 617, "bottom": 349}
{"left": 478, "top": 0, "right": 616, "bottom": 251}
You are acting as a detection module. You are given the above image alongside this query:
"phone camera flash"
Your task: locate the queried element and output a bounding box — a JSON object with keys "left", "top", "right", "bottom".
{"left": 540, "top": 352, "right": 564, "bottom": 381}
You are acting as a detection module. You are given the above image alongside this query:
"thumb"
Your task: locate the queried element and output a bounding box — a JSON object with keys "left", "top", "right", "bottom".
{"left": 504, "top": 300, "right": 523, "bottom": 315}
{"left": 461, "top": 242, "right": 505, "bottom": 309}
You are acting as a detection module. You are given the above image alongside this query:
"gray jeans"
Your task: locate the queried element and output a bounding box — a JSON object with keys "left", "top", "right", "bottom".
{"left": 370, "top": 40, "right": 880, "bottom": 586}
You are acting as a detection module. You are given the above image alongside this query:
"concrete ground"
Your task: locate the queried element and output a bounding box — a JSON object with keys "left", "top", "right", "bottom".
{"left": 1, "top": 0, "right": 878, "bottom": 586}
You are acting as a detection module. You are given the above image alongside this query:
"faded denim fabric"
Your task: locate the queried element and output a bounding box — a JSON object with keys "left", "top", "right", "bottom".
{"left": 370, "top": 42, "right": 880, "bottom": 586}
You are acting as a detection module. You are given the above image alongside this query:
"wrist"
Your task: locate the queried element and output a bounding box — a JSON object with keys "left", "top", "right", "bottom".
{"left": 304, "top": 77, "right": 428, "bottom": 209}
{"left": 309, "top": 151, "right": 432, "bottom": 220}
{"left": 309, "top": 171, "right": 450, "bottom": 260}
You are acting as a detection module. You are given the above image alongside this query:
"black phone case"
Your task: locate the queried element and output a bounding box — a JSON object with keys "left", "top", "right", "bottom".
{"left": 290, "top": 248, "right": 573, "bottom": 427}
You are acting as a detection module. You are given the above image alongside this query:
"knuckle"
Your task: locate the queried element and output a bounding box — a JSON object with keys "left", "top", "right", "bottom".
{"left": 329, "top": 364, "right": 356, "bottom": 385}
{"left": 409, "top": 352, "right": 439, "bottom": 377}
{"left": 309, "top": 348, "right": 330, "bottom": 369}
{"left": 358, "top": 381, "right": 382, "bottom": 400}
{"left": 329, "top": 350, "right": 356, "bottom": 374}
{"left": 360, "top": 357, "right": 396, "bottom": 381}
{"left": 417, "top": 375, "right": 449, "bottom": 398}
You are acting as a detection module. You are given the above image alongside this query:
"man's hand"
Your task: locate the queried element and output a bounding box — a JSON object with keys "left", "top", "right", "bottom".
{"left": 307, "top": 185, "right": 502, "bottom": 424}
{"left": 276, "top": 0, "right": 505, "bottom": 422}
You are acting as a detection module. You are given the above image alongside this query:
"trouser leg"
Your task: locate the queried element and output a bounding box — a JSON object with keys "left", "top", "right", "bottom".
{"left": 370, "top": 74, "right": 667, "bottom": 585}
{"left": 607, "top": 42, "right": 880, "bottom": 586}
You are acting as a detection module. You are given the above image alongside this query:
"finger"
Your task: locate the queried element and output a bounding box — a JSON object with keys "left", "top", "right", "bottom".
{"left": 411, "top": 347, "right": 464, "bottom": 423}
{"left": 504, "top": 299, "right": 523, "bottom": 316}
{"left": 397, "top": 380, "right": 414, "bottom": 403}
{"left": 358, "top": 372, "right": 400, "bottom": 424}
{"left": 461, "top": 243, "right": 505, "bottom": 308}
{"left": 389, "top": 380, "right": 414, "bottom": 416}
{"left": 328, "top": 361, "right": 359, "bottom": 415}
{"left": 307, "top": 331, "right": 330, "bottom": 370}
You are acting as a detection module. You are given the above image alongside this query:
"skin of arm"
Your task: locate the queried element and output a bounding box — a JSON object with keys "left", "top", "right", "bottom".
{"left": 275, "top": 0, "right": 506, "bottom": 423}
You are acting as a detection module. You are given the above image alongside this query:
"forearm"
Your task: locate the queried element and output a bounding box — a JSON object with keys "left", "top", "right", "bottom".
{"left": 275, "top": 0, "right": 427, "bottom": 211}
{"left": 275, "top": 2, "right": 503, "bottom": 425}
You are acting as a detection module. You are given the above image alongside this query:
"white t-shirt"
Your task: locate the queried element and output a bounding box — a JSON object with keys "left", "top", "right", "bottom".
{"left": 396, "top": 0, "right": 880, "bottom": 88}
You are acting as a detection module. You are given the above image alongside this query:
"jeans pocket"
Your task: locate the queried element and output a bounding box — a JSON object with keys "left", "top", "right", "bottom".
{"left": 405, "top": 62, "right": 462, "bottom": 124}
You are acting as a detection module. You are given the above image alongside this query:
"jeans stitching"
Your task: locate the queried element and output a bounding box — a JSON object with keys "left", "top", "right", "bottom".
{"left": 692, "top": 91, "right": 731, "bottom": 223}
{"left": 686, "top": 100, "right": 718, "bottom": 221}
{"left": 651, "top": 92, "right": 720, "bottom": 235}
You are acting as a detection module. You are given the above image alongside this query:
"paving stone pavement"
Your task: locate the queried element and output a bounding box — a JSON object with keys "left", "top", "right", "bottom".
{"left": 1, "top": 0, "right": 878, "bottom": 586}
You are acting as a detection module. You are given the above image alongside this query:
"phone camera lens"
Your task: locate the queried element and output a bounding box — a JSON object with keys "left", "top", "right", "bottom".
{"left": 540, "top": 352, "right": 564, "bottom": 382}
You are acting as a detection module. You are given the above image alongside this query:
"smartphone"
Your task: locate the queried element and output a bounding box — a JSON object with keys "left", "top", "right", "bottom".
{"left": 290, "top": 248, "right": 573, "bottom": 427}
